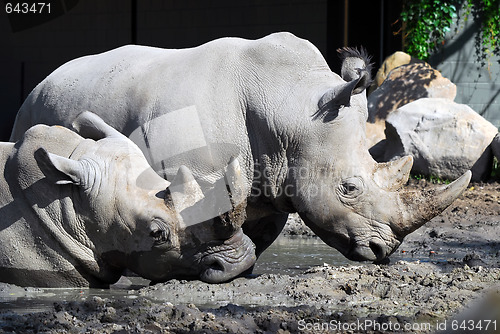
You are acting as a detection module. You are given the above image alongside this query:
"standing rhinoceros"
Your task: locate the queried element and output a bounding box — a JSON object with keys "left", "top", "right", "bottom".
{"left": 10, "top": 32, "right": 471, "bottom": 263}
{"left": 1, "top": 112, "right": 255, "bottom": 287}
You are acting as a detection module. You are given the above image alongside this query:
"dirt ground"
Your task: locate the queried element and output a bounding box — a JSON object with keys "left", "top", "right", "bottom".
{"left": 0, "top": 180, "right": 499, "bottom": 333}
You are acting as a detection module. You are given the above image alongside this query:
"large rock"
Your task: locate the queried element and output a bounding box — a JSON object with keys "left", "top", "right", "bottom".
{"left": 383, "top": 98, "right": 498, "bottom": 181}
{"left": 368, "top": 63, "right": 457, "bottom": 123}
{"left": 369, "top": 51, "right": 417, "bottom": 92}
{"left": 365, "top": 119, "right": 386, "bottom": 160}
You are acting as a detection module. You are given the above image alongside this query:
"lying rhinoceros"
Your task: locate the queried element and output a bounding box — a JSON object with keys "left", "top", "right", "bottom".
{"left": 1, "top": 112, "right": 255, "bottom": 287}
{"left": 10, "top": 32, "right": 471, "bottom": 263}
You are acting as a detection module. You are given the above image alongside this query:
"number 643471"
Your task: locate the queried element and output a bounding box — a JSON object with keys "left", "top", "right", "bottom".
{"left": 5, "top": 2, "right": 51, "bottom": 14}
{"left": 451, "top": 319, "right": 496, "bottom": 331}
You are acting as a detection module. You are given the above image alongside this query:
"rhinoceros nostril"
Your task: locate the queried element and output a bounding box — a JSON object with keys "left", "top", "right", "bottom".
{"left": 204, "top": 257, "right": 225, "bottom": 272}
{"left": 369, "top": 241, "right": 386, "bottom": 260}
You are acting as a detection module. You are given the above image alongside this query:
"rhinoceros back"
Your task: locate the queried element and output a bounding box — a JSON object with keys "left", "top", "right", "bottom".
{"left": 10, "top": 32, "right": 337, "bottom": 193}
{"left": 10, "top": 40, "right": 247, "bottom": 140}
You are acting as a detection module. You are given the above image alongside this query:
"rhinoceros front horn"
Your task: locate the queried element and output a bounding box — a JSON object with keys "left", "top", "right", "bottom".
{"left": 218, "top": 156, "right": 248, "bottom": 230}
{"left": 224, "top": 156, "right": 247, "bottom": 207}
{"left": 396, "top": 170, "right": 472, "bottom": 235}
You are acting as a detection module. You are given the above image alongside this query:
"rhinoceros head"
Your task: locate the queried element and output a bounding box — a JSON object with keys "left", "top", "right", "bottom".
{"left": 278, "top": 48, "right": 471, "bottom": 262}
{"left": 292, "top": 154, "right": 471, "bottom": 262}
{"left": 35, "top": 112, "right": 255, "bottom": 283}
{"left": 124, "top": 157, "right": 255, "bottom": 284}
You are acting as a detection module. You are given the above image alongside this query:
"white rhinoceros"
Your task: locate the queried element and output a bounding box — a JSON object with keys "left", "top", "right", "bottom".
{"left": 1, "top": 112, "right": 255, "bottom": 287}
{"left": 10, "top": 32, "right": 471, "bottom": 263}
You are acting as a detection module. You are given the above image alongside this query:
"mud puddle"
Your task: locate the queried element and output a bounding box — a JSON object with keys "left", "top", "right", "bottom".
{"left": 0, "top": 182, "right": 498, "bottom": 333}
{"left": 255, "top": 236, "right": 455, "bottom": 276}
{"left": 0, "top": 237, "right": 350, "bottom": 315}
{"left": 0, "top": 277, "right": 148, "bottom": 315}
{"left": 0, "top": 236, "right": 475, "bottom": 315}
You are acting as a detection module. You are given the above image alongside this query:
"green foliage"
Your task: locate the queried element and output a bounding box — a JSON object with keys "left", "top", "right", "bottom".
{"left": 491, "top": 156, "right": 500, "bottom": 179}
{"left": 401, "top": 0, "right": 457, "bottom": 61}
{"left": 400, "top": 0, "right": 500, "bottom": 63}
{"left": 410, "top": 173, "right": 452, "bottom": 184}
{"left": 465, "top": 0, "right": 500, "bottom": 62}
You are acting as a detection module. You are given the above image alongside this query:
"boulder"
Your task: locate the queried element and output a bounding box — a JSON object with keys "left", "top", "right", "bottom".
{"left": 368, "top": 63, "right": 457, "bottom": 123}
{"left": 365, "top": 120, "right": 386, "bottom": 160}
{"left": 370, "top": 51, "right": 416, "bottom": 92}
{"left": 383, "top": 98, "right": 498, "bottom": 181}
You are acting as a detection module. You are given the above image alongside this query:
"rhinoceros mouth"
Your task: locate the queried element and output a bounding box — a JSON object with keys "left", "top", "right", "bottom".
{"left": 197, "top": 230, "right": 256, "bottom": 283}
{"left": 343, "top": 233, "right": 403, "bottom": 262}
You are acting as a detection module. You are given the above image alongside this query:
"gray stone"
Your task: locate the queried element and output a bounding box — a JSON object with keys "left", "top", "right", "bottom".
{"left": 384, "top": 98, "right": 498, "bottom": 181}
{"left": 368, "top": 63, "right": 457, "bottom": 123}
{"left": 369, "top": 51, "right": 419, "bottom": 94}
{"left": 366, "top": 119, "right": 386, "bottom": 156}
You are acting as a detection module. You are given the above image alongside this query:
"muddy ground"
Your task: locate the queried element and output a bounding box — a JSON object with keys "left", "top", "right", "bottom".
{"left": 0, "top": 180, "right": 499, "bottom": 333}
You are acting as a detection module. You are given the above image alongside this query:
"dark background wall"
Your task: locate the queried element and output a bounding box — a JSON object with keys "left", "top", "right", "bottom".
{"left": 429, "top": 4, "right": 500, "bottom": 127}
{"left": 0, "top": 0, "right": 402, "bottom": 141}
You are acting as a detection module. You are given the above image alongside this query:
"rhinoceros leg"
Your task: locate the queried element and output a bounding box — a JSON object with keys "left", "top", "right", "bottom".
{"left": 243, "top": 213, "right": 288, "bottom": 259}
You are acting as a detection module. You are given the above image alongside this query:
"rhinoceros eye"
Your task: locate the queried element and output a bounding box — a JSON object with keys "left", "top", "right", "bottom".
{"left": 344, "top": 184, "right": 357, "bottom": 192}
{"left": 338, "top": 177, "right": 364, "bottom": 199}
{"left": 149, "top": 220, "right": 170, "bottom": 245}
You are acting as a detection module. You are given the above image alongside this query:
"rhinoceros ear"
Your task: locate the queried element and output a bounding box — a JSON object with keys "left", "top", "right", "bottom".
{"left": 164, "top": 165, "right": 204, "bottom": 212}
{"left": 337, "top": 46, "right": 373, "bottom": 93}
{"left": 318, "top": 74, "right": 368, "bottom": 112}
{"left": 318, "top": 47, "right": 372, "bottom": 113}
{"left": 71, "top": 111, "right": 126, "bottom": 141}
{"left": 34, "top": 148, "right": 85, "bottom": 185}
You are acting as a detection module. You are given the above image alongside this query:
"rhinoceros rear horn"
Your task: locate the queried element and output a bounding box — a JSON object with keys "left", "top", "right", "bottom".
{"left": 72, "top": 111, "right": 126, "bottom": 140}
{"left": 397, "top": 170, "right": 472, "bottom": 235}
{"left": 165, "top": 165, "right": 204, "bottom": 212}
{"left": 373, "top": 155, "right": 413, "bottom": 191}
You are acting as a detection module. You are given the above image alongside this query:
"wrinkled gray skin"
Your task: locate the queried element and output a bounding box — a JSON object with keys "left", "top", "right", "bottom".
{"left": 11, "top": 32, "right": 471, "bottom": 263}
{"left": 1, "top": 112, "right": 255, "bottom": 287}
